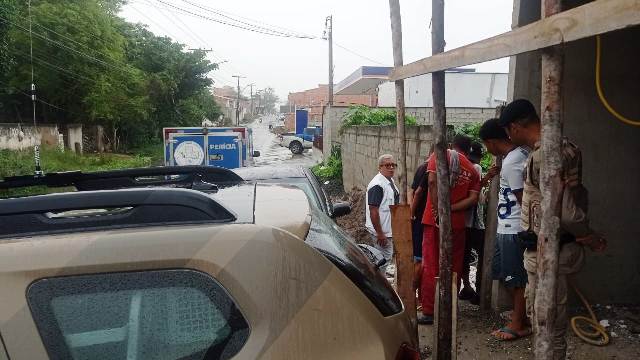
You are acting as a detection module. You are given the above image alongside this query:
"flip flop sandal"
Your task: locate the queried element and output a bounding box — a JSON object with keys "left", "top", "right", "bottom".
{"left": 492, "top": 326, "right": 532, "bottom": 341}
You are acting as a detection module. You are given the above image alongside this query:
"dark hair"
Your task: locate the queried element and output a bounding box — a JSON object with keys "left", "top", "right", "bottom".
{"left": 498, "top": 99, "right": 539, "bottom": 127}
{"left": 452, "top": 134, "right": 472, "bottom": 154}
{"left": 479, "top": 118, "right": 509, "bottom": 141}
{"left": 469, "top": 141, "right": 483, "bottom": 164}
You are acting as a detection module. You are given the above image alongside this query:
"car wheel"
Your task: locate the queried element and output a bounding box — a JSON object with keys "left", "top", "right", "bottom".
{"left": 290, "top": 141, "right": 303, "bottom": 154}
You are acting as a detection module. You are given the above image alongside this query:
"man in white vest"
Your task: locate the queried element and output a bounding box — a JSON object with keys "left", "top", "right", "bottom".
{"left": 365, "top": 154, "right": 400, "bottom": 274}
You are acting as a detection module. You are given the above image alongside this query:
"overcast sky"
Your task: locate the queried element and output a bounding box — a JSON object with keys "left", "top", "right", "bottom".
{"left": 120, "top": 0, "right": 514, "bottom": 102}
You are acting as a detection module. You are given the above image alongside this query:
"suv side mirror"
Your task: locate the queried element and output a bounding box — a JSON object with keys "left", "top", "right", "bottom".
{"left": 331, "top": 201, "right": 351, "bottom": 218}
{"left": 252, "top": 151, "right": 261, "bottom": 157}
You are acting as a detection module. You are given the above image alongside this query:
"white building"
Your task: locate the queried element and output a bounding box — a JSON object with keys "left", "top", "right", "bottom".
{"left": 377, "top": 71, "right": 508, "bottom": 108}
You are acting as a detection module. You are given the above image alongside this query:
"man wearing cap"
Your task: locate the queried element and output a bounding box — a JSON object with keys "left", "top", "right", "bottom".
{"left": 498, "top": 99, "right": 606, "bottom": 359}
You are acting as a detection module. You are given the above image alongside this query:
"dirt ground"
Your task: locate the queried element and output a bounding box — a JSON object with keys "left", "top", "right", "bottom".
{"left": 418, "top": 302, "right": 640, "bottom": 359}
{"left": 329, "top": 187, "right": 640, "bottom": 360}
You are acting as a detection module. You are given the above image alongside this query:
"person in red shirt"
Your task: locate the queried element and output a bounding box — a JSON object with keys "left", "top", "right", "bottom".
{"left": 417, "top": 141, "right": 481, "bottom": 325}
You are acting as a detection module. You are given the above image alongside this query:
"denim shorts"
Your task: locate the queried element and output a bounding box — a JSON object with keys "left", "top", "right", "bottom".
{"left": 492, "top": 233, "right": 527, "bottom": 288}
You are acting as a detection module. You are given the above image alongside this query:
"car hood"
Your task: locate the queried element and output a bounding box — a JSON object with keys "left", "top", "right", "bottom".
{"left": 253, "top": 183, "right": 311, "bottom": 240}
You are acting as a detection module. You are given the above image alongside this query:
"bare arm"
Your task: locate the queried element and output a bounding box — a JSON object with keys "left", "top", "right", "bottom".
{"left": 410, "top": 186, "right": 424, "bottom": 218}
{"left": 513, "top": 189, "right": 523, "bottom": 205}
{"left": 369, "top": 205, "right": 387, "bottom": 246}
{"left": 451, "top": 191, "right": 480, "bottom": 212}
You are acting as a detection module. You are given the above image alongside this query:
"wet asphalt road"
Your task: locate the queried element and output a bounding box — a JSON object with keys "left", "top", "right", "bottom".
{"left": 249, "top": 115, "right": 319, "bottom": 168}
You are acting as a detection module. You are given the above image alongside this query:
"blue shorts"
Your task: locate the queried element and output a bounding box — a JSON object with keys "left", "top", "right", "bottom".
{"left": 492, "top": 233, "right": 527, "bottom": 288}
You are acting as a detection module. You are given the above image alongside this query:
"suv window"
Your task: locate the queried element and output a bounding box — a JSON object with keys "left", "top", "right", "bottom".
{"left": 27, "top": 270, "right": 249, "bottom": 360}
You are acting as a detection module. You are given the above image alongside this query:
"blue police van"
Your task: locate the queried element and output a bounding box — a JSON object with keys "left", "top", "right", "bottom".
{"left": 163, "top": 127, "right": 260, "bottom": 169}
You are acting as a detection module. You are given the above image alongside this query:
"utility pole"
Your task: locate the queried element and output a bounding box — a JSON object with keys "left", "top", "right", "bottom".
{"left": 432, "top": 0, "right": 454, "bottom": 359}
{"left": 249, "top": 83, "right": 255, "bottom": 116}
{"left": 232, "top": 75, "right": 245, "bottom": 126}
{"left": 324, "top": 16, "right": 334, "bottom": 106}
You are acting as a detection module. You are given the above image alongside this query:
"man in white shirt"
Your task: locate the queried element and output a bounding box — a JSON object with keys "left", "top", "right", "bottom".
{"left": 365, "top": 154, "right": 400, "bottom": 274}
{"left": 480, "top": 118, "right": 531, "bottom": 341}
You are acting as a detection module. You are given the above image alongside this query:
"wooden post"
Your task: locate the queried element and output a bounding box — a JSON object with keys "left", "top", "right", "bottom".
{"left": 479, "top": 106, "right": 506, "bottom": 311}
{"left": 432, "top": 1, "right": 453, "bottom": 359}
{"left": 479, "top": 156, "right": 501, "bottom": 311}
{"left": 535, "top": 0, "right": 564, "bottom": 359}
{"left": 391, "top": 205, "right": 418, "bottom": 345}
{"left": 388, "top": 0, "right": 408, "bottom": 203}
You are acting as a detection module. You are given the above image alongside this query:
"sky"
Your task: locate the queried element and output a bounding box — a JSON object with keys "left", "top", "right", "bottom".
{"left": 120, "top": 0, "right": 514, "bottom": 103}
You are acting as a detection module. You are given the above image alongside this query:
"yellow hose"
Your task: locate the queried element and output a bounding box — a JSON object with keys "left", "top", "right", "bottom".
{"left": 595, "top": 36, "right": 640, "bottom": 126}
{"left": 570, "top": 281, "right": 610, "bottom": 346}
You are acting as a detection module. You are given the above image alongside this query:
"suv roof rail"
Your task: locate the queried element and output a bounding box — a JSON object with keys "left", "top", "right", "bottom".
{"left": 0, "top": 188, "right": 237, "bottom": 238}
{"left": 0, "top": 166, "right": 244, "bottom": 191}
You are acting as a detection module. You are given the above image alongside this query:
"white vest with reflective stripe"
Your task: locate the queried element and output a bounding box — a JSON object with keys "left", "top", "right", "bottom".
{"left": 365, "top": 173, "right": 397, "bottom": 237}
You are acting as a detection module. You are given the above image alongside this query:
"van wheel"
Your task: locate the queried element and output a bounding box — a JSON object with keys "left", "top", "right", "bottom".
{"left": 290, "top": 141, "right": 303, "bottom": 154}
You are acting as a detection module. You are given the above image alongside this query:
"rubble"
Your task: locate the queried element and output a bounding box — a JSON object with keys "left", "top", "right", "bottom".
{"left": 333, "top": 188, "right": 373, "bottom": 245}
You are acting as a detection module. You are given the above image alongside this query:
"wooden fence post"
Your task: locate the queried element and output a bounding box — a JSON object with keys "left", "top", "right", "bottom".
{"left": 391, "top": 205, "right": 418, "bottom": 345}
{"left": 431, "top": 1, "right": 454, "bottom": 359}
{"left": 388, "top": 0, "right": 408, "bottom": 203}
{"left": 535, "top": 0, "right": 564, "bottom": 358}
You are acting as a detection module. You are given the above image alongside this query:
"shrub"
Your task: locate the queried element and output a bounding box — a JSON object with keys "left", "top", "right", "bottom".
{"left": 311, "top": 145, "right": 342, "bottom": 182}
{"left": 339, "top": 105, "right": 417, "bottom": 134}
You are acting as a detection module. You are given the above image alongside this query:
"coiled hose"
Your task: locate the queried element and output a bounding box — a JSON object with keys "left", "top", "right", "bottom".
{"left": 570, "top": 281, "right": 610, "bottom": 346}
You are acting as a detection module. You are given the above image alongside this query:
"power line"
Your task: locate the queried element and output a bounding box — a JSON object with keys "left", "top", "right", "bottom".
{"left": 1, "top": 83, "right": 79, "bottom": 116}
{"left": 1, "top": 16, "right": 137, "bottom": 77}
{"left": 151, "top": 0, "right": 316, "bottom": 39}
{"left": 11, "top": 49, "right": 100, "bottom": 85}
{"left": 30, "top": 20, "right": 131, "bottom": 70}
{"left": 142, "top": 0, "right": 205, "bottom": 47}
{"left": 333, "top": 42, "right": 388, "bottom": 66}
{"left": 130, "top": 3, "right": 243, "bottom": 86}
{"left": 179, "top": 0, "right": 315, "bottom": 39}
{"left": 183, "top": 0, "right": 317, "bottom": 39}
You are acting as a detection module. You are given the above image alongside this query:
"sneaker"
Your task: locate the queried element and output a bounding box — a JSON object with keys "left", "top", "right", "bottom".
{"left": 458, "top": 287, "right": 476, "bottom": 301}
{"left": 417, "top": 315, "right": 434, "bottom": 325}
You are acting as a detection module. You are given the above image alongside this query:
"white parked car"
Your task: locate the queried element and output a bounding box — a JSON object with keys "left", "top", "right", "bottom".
{"left": 278, "top": 133, "right": 312, "bottom": 154}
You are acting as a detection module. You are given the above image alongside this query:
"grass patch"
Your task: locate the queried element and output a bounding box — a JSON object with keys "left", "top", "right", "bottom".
{"left": 1, "top": 147, "right": 154, "bottom": 198}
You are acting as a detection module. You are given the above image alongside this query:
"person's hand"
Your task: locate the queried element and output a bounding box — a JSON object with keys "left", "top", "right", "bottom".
{"left": 486, "top": 165, "right": 500, "bottom": 179}
{"left": 576, "top": 233, "right": 607, "bottom": 252}
{"left": 376, "top": 233, "right": 387, "bottom": 247}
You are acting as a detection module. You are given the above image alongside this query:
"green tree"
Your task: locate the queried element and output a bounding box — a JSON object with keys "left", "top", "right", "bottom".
{"left": 0, "top": 0, "right": 223, "bottom": 150}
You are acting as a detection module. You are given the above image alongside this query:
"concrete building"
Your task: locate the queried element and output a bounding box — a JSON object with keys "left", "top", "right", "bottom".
{"left": 287, "top": 84, "right": 375, "bottom": 126}
{"left": 377, "top": 72, "right": 508, "bottom": 108}
{"left": 212, "top": 86, "right": 248, "bottom": 125}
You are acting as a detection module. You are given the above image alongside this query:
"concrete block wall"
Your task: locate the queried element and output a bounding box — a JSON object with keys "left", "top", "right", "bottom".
{"left": 0, "top": 123, "right": 59, "bottom": 150}
{"left": 341, "top": 125, "right": 434, "bottom": 191}
{"left": 322, "top": 105, "right": 495, "bottom": 160}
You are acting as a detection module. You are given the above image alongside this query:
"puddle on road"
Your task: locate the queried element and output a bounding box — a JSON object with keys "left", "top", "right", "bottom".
{"left": 249, "top": 117, "right": 319, "bottom": 168}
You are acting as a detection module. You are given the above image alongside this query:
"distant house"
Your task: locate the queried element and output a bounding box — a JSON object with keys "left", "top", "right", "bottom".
{"left": 287, "top": 84, "right": 375, "bottom": 126}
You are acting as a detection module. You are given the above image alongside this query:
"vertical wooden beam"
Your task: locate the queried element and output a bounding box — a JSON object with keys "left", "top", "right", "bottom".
{"left": 431, "top": 1, "right": 453, "bottom": 359}
{"left": 535, "top": 0, "right": 564, "bottom": 359}
{"left": 388, "top": 0, "right": 408, "bottom": 204}
{"left": 479, "top": 106, "right": 506, "bottom": 311}
{"left": 479, "top": 156, "right": 501, "bottom": 311}
{"left": 391, "top": 205, "right": 418, "bottom": 345}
